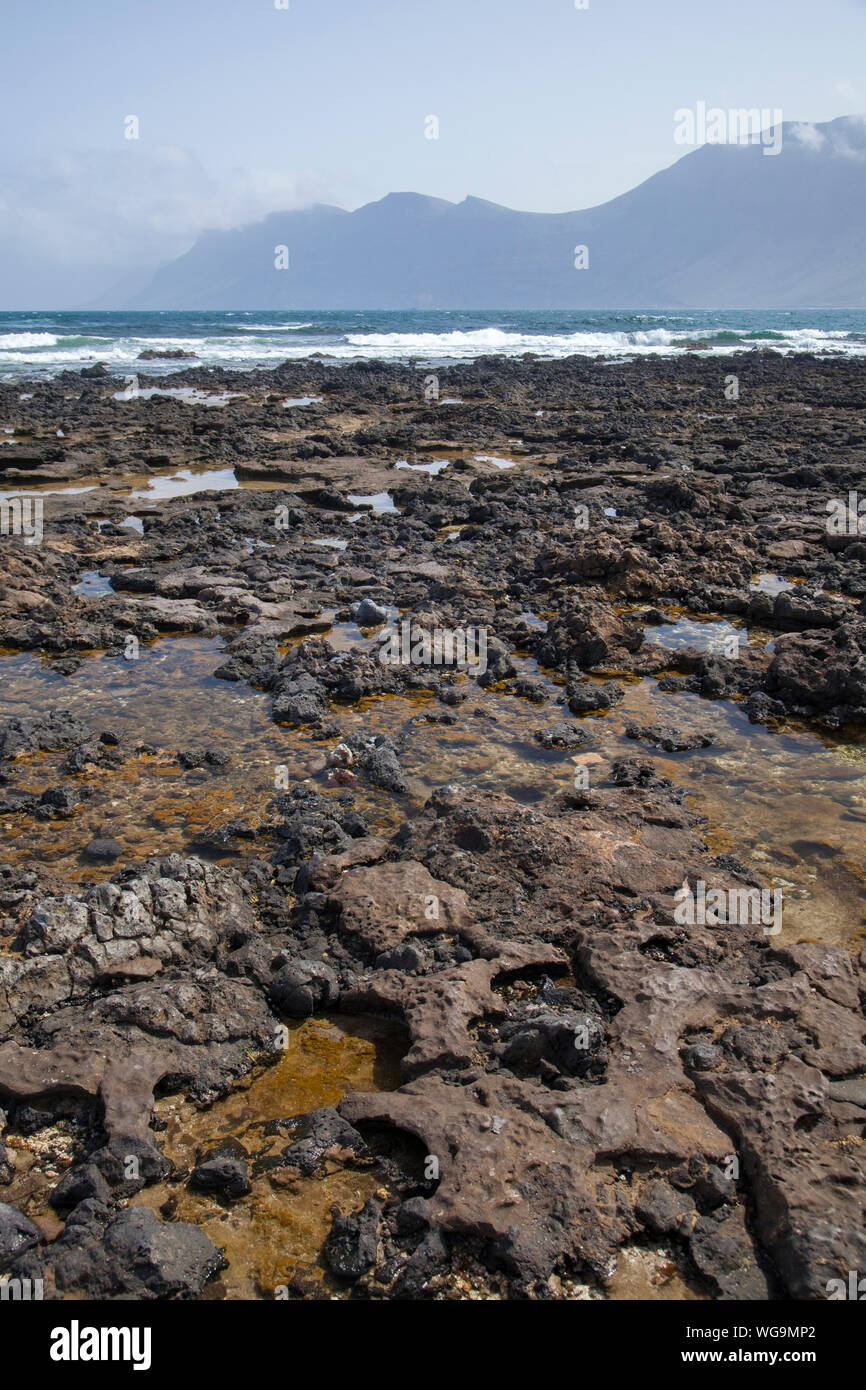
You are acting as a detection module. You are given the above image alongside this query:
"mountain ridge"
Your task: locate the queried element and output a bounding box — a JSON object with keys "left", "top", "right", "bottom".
{"left": 123, "top": 117, "right": 866, "bottom": 311}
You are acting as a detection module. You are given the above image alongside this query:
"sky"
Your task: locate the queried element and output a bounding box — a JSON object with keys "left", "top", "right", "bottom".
{"left": 1, "top": 0, "right": 865, "bottom": 306}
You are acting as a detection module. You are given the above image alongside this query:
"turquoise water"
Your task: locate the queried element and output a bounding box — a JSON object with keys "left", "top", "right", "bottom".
{"left": 2, "top": 309, "right": 866, "bottom": 380}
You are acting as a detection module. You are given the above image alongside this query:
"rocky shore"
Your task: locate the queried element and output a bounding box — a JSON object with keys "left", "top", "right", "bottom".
{"left": 0, "top": 350, "right": 864, "bottom": 1300}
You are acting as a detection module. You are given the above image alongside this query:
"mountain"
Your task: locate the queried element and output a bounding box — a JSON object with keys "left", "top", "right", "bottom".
{"left": 126, "top": 117, "right": 866, "bottom": 310}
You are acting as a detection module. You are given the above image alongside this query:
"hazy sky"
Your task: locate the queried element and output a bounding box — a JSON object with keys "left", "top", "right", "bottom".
{"left": 1, "top": 0, "right": 865, "bottom": 305}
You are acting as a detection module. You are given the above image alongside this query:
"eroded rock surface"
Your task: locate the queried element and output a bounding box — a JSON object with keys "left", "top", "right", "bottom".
{"left": 1, "top": 353, "right": 865, "bottom": 1300}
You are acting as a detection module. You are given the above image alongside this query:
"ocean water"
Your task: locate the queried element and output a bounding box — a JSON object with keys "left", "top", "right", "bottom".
{"left": 1, "top": 309, "right": 866, "bottom": 381}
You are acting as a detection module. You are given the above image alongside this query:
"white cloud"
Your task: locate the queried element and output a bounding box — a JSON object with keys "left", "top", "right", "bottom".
{"left": 0, "top": 145, "right": 340, "bottom": 275}
{"left": 791, "top": 115, "right": 866, "bottom": 159}
{"left": 791, "top": 122, "right": 826, "bottom": 151}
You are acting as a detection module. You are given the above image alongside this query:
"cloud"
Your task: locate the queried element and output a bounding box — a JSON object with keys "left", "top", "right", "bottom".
{"left": 791, "top": 115, "right": 866, "bottom": 159}
{"left": 0, "top": 145, "right": 339, "bottom": 276}
{"left": 791, "top": 122, "right": 826, "bottom": 151}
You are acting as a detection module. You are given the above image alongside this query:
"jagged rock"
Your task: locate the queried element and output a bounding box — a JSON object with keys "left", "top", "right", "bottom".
{"left": 635, "top": 1180, "right": 696, "bottom": 1236}
{"left": 268, "top": 960, "right": 340, "bottom": 1017}
{"left": 327, "top": 859, "right": 473, "bottom": 955}
{"left": 83, "top": 837, "right": 123, "bottom": 862}
{"left": 277, "top": 1107, "right": 366, "bottom": 1177}
{"left": 323, "top": 1198, "right": 381, "bottom": 1281}
{"left": 50, "top": 1163, "right": 112, "bottom": 1212}
{"left": 534, "top": 721, "right": 590, "bottom": 749}
{"left": 189, "top": 1157, "right": 251, "bottom": 1200}
{"left": 0, "top": 1203, "right": 41, "bottom": 1269}
{"left": 351, "top": 598, "right": 389, "bottom": 626}
{"left": 13, "top": 1205, "right": 224, "bottom": 1299}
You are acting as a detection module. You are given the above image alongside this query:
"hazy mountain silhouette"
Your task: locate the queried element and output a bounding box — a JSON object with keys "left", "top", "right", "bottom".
{"left": 125, "top": 117, "right": 866, "bottom": 310}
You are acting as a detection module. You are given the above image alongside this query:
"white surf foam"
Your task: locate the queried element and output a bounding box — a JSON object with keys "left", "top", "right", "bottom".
{"left": 0, "top": 332, "right": 60, "bottom": 349}
{"left": 237, "top": 323, "right": 315, "bottom": 331}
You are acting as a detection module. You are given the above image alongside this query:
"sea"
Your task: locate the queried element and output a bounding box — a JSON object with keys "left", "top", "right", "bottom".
{"left": 1, "top": 309, "right": 866, "bottom": 381}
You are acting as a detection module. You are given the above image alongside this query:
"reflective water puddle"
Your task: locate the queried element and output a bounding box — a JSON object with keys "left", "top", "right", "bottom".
{"left": 133, "top": 1015, "right": 406, "bottom": 1299}
{"left": 347, "top": 492, "right": 399, "bottom": 514}
{"left": 72, "top": 570, "right": 115, "bottom": 597}
{"left": 1, "top": 633, "right": 864, "bottom": 946}
{"left": 130, "top": 468, "right": 239, "bottom": 501}
{"left": 113, "top": 388, "right": 238, "bottom": 407}
{"left": 395, "top": 459, "right": 451, "bottom": 475}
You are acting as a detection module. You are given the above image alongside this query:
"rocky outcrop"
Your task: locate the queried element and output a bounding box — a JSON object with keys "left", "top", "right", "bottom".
{"left": 1, "top": 351, "right": 866, "bottom": 1301}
